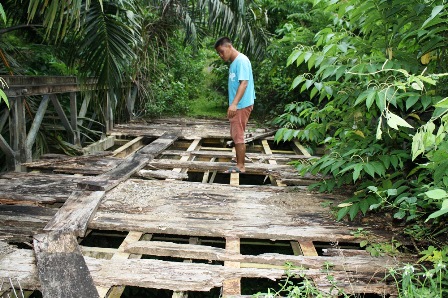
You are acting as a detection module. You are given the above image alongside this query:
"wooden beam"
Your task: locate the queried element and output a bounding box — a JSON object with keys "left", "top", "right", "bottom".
{"left": 222, "top": 237, "right": 241, "bottom": 297}
{"left": 261, "top": 139, "right": 286, "bottom": 186}
{"left": 97, "top": 231, "right": 144, "bottom": 298}
{"left": 299, "top": 241, "right": 319, "bottom": 257}
{"left": 0, "top": 108, "right": 8, "bottom": 132}
{"left": 112, "top": 136, "right": 145, "bottom": 158}
{"left": 70, "top": 92, "right": 81, "bottom": 146}
{"left": 50, "top": 94, "right": 76, "bottom": 142}
{"left": 44, "top": 191, "right": 105, "bottom": 237}
{"left": 25, "top": 94, "right": 50, "bottom": 161}
{"left": 34, "top": 231, "right": 99, "bottom": 298}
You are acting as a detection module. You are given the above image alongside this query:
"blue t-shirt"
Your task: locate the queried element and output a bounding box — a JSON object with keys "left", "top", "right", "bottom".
{"left": 228, "top": 53, "right": 255, "bottom": 109}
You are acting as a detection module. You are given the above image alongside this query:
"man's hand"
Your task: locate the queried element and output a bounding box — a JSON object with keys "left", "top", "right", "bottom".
{"left": 227, "top": 104, "right": 237, "bottom": 118}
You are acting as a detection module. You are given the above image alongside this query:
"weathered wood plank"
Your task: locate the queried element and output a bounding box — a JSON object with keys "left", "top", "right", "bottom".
{"left": 223, "top": 237, "right": 241, "bottom": 296}
{"left": 0, "top": 172, "right": 83, "bottom": 204}
{"left": 44, "top": 191, "right": 105, "bottom": 237}
{"left": 299, "top": 241, "right": 319, "bottom": 257}
{"left": 0, "top": 243, "right": 40, "bottom": 290}
{"left": 137, "top": 169, "right": 188, "bottom": 180}
{"left": 89, "top": 179, "right": 389, "bottom": 243}
{"left": 163, "top": 150, "right": 313, "bottom": 161}
{"left": 1, "top": 243, "right": 399, "bottom": 295}
{"left": 122, "top": 240, "right": 404, "bottom": 273}
{"left": 33, "top": 231, "right": 99, "bottom": 298}
{"left": 78, "top": 133, "right": 178, "bottom": 191}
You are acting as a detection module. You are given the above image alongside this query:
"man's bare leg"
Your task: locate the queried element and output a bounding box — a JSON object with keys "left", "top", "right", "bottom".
{"left": 235, "top": 143, "right": 246, "bottom": 172}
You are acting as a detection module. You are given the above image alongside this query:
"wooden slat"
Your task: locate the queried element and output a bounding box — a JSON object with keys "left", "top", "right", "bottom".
{"left": 112, "top": 136, "right": 145, "bottom": 158}
{"left": 299, "top": 241, "right": 319, "bottom": 257}
{"left": 78, "top": 133, "right": 178, "bottom": 190}
{"left": 172, "top": 138, "right": 201, "bottom": 174}
{"left": 33, "top": 231, "right": 99, "bottom": 298}
{"left": 97, "top": 231, "right": 144, "bottom": 298}
{"left": 222, "top": 237, "right": 241, "bottom": 296}
{"left": 44, "top": 191, "right": 105, "bottom": 237}
{"left": 261, "top": 139, "right": 286, "bottom": 186}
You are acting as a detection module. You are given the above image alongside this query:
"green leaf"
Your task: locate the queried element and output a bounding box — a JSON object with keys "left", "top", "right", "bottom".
{"left": 353, "top": 163, "right": 362, "bottom": 182}
{"left": 363, "top": 163, "right": 375, "bottom": 178}
{"left": 424, "top": 189, "right": 448, "bottom": 200}
{"left": 386, "top": 111, "right": 413, "bottom": 130}
{"left": 421, "top": 5, "right": 445, "bottom": 29}
{"left": 287, "top": 49, "right": 302, "bottom": 66}
{"left": 349, "top": 203, "right": 360, "bottom": 220}
{"left": 0, "top": 89, "right": 9, "bottom": 108}
{"left": 291, "top": 75, "right": 305, "bottom": 90}
{"left": 337, "top": 206, "right": 349, "bottom": 221}
{"left": 425, "top": 207, "right": 448, "bottom": 222}
{"left": 406, "top": 95, "right": 419, "bottom": 110}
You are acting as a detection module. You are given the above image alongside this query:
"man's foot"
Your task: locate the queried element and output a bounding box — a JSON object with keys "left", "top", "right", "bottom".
{"left": 224, "top": 166, "right": 245, "bottom": 173}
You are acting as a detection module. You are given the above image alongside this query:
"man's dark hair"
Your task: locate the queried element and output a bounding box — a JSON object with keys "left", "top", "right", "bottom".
{"left": 214, "top": 37, "right": 232, "bottom": 49}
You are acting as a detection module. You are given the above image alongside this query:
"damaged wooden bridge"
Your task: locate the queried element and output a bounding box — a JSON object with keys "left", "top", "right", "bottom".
{"left": 0, "top": 118, "right": 411, "bottom": 297}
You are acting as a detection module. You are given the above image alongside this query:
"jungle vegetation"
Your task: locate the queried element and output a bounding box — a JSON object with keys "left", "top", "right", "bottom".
{"left": 0, "top": 0, "right": 447, "bottom": 296}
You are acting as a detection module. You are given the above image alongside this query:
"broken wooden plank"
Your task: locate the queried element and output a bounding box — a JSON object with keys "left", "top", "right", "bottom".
{"left": 44, "top": 191, "right": 105, "bottom": 237}
{"left": 33, "top": 231, "right": 99, "bottom": 298}
{"left": 299, "top": 241, "right": 319, "bottom": 257}
{"left": 112, "top": 136, "right": 145, "bottom": 158}
{"left": 137, "top": 169, "right": 188, "bottom": 180}
{"left": 78, "top": 133, "right": 178, "bottom": 190}
{"left": 163, "top": 150, "right": 313, "bottom": 162}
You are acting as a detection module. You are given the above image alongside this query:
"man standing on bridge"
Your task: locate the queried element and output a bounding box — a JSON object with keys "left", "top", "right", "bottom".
{"left": 214, "top": 37, "right": 255, "bottom": 174}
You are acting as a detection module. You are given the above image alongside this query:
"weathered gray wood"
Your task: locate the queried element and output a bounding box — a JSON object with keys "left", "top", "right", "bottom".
{"left": 123, "top": 240, "right": 402, "bottom": 273}
{"left": 148, "top": 159, "right": 294, "bottom": 174}
{"left": 0, "top": 172, "right": 84, "bottom": 204}
{"left": 0, "top": 205, "right": 57, "bottom": 242}
{"left": 25, "top": 95, "right": 50, "bottom": 161}
{"left": 89, "top": 179, "right": 387, "bottom": 242}
{"left": 78, "top": 133, "right": 178, "bottom": 191}
{"left": 34, "top": 231, "right": 99, "bottom": 298}
{"left": 0, "top": 243, "right": 40, "bottom": 290}
{"left": 70, "top": 92, "right": 81, "bottom": 146}
{"left": 163, "top": 150, "right": 312, "bottom": 161}
{"left": 50, "top": 94, "right": 76, "bottom": 142}
{"left": 0, "top": 133, "right": 15, "bottom": 158}
{"left": 137, "top": 169, "right": 188, "bottom": 180}
{"left": 77, "top": 92, "right": 91, "bottom": 128}
{"left": 44, "top": 191, "right": 105, "bottom": 237}
{"left": 226, "top": 130, "right": 276, "bottom": 146}
{"left": 0, "top": 108, "right": 9, "bottom": 132}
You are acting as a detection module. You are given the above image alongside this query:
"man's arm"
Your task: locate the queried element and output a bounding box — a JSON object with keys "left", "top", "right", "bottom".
{"left": 227, "top": 80, "right": 248, "bottom": 118}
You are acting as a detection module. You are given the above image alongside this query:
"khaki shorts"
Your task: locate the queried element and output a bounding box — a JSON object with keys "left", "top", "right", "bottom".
{"left": 229, "top": 105, "right": 253, "bottom": 144}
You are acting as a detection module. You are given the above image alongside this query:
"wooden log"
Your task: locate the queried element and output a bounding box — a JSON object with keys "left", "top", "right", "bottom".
{"left": 44, "top": 191, "right": 105, "bottom": 237}
{"left": 33, "top": 231, "right": 99, "bottom": 298}
{"left": 78, "top": 133, "right": 178, "bottom": 191}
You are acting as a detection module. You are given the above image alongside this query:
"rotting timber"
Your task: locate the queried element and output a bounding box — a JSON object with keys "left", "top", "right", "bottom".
{"left": 0, "top": 117, "right": 416, "bottom": 297}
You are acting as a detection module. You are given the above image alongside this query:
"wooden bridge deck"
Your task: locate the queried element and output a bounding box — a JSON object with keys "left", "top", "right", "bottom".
{"left": 0, "top": 118, "right": 411, "bottom": 297}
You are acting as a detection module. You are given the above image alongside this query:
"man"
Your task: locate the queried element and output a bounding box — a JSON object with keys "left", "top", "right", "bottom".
{"left": 214, "top": 37, "right": 255, "bottom": 173}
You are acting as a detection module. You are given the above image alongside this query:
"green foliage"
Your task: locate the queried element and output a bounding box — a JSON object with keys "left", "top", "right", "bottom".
{"left": 273, "top": 0, "right": 448, "bottom": 237}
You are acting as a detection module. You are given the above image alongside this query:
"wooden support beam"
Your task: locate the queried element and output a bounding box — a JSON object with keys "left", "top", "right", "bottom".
{"left": 50, "top": 94, "right": 77, "bottom": 144}
{"left": 261, "top": 140, "right": 286, "bottom": 186}
{"left": 222, "top": 237, "right": 241, "bottom": 297}
{"left": 82, "top": 136, "right": 116, "bottom": 154}
{"left": 299, "top": 241, "right": 319, "bottom": 257}
{"left": 70, "top": 92, "right": 81, "bottom": 146}
{"left": 172, "top": 138, "right": 201, "bottom": 174}
{"left": 97, "top": 231, "right": 144, "bottom": 298}
{"left": 202, "top": 157, "right": 216, "bottom": 183}
{"left": 34, "top": 231, "right": 99, "bottom": 298}
{"left": 112, "top": 136, "right": 145, "bottom": 158}
{"left": 0, "top": 133, "right": 15, "bottom": 160}
{"left": 292, "top": 141, "right": 312, "bottom": 158}
{"left": 0, "top": 108, "right": 8, "bottom": 132}
{"left": 44, "top": 191, "right": 105, "bottom": 237}
{"left": 78, "top": 92, "right": 91, "bottom": 128}
{"left": 25, "top": 95, "right": 50, "bottom": 161}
